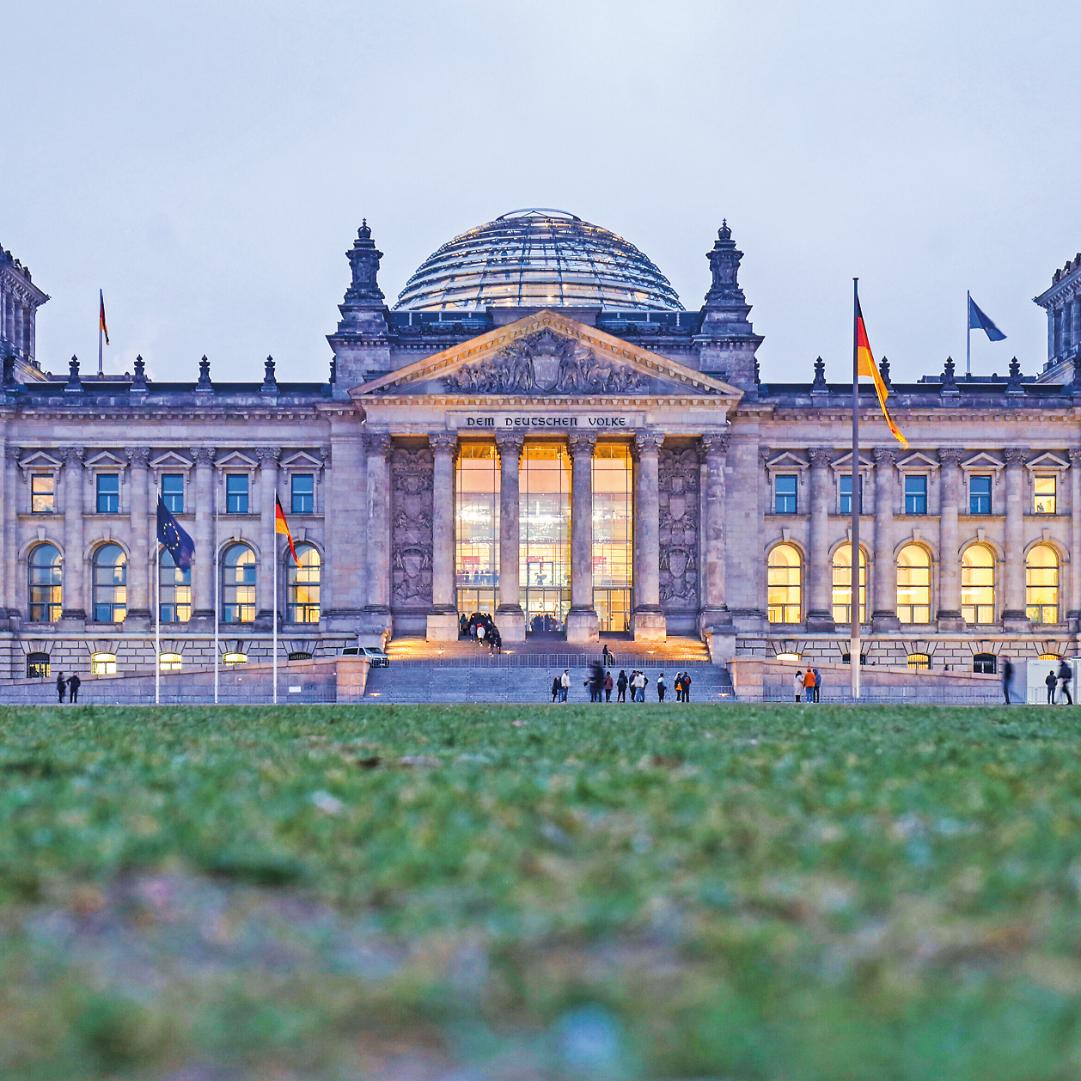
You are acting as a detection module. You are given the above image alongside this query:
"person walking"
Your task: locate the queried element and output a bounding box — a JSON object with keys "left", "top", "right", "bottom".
{"left": 1046, "top": 668, "right": 1058, "bottom": 705}
{"left": 616, "top": 669, "right": 628, "bottom": 703}
{"left": 550, "top": 673, "right": 561, "bottom": 703}
{"left": 67, "top": 673, "right": 81, "bottom": 704}
{"left": 604, "top": 671, "right": 613, "bottom": 702}
{"left": 803, "top": 667, "right": 816, "bottom": 703}
{"left": 812, "top": 667, "right": 822, "bottom": 703}
{"left": 559, "top": 669, "right": 570, "bottom": 703}
{"left": 657, "top": 673, "right": 667, "bottom": 702}
{"left": 1058, "top": 659, "right": 1073, "bottom": 705}
{"left": 681, "top": 671, "right": 692, "bottom": 703}
{"left": 1001, "top": 657, "right": 1014, "bottom": 705}
{"left": 793, "top": 670, "right": 803, "bottom": 703}
{"left": 56, "top": 672, "right": 66, "bottom": 704}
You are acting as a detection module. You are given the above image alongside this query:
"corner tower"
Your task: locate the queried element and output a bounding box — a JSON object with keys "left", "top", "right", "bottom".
{"left": 0, "top": 242, "right": 49, "bottom": 381}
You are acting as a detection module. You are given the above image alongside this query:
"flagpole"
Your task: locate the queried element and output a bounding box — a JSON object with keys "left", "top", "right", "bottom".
{"left": 97, "top": 294, "right": 103, "bottom": 378}
{"left": 851, "top": 278, "right": 861, "bottom": 701}
{"left": 154, "top": 492, "right": 161, "bottom": 706}
{"left": 213, "top": 512, "right": 219, "bottom": 705}
{"left": 272, "top": 525, "right": 278, "bottom": 705}
{"left": 966, "top": 290, "right": 972, "bottom": 379}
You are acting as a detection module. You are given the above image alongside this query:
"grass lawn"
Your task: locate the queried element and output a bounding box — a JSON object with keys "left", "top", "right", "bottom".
{"left": 3, "top": 703, "right": 1081, "bottom": 1080}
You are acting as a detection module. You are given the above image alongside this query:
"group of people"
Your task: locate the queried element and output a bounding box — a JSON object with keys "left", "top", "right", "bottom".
{"left": 792, "top": 667, "right": 823, "bottom": 703}
{"left": 459, "top": 612, "right": 502, "bottom": 653}
{"left": 1042, "top": 659, "right": 1074, "bottom": 705}
{"left": 55, "top": 672, "right": 81, "bottom": 703}
{"left": 549, "top": 661, "right": 694, "bottom": 703}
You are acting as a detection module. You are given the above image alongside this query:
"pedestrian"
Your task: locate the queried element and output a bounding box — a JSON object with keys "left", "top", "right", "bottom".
{"left": 638, "top": 672, "right": 649, "bottom": 702}
{"left": 587, "top": 661, "right": 604, "bottom": 703}
{"left": 793, "top": 670, "right": 803, "bottom": 703}
{"left": 604, "top": 670, "right": 613, "bottom": 702}
{"left": 602, "top": 644, "right": 614, "bottom": 667}
{"left": 477, "top": 622, "right": 486, "bottom": 645}
{"left": 67, "top": 673, "right": 81, "bottom": 704}
{"left": 802, "top": 667, "right": 816, "bottom": 703}
{"left": 1001, "top": 657, "right": 1014, "bottom": 705}
{"left": 812, "top": 667, "right": 822, "bottom": 703}
{"left": 56, "top": 672, "right": 66, "bottom": 704}
{"left": 616, "top": 669, "right": 628, "bottom": 703}
{"left": 1046, "top": 668, "right": 1058, "bottom": 705}
{"left": 681, "top": 671, "right": 692, "bottom": 702}
{"left": 559, "top": 669, "right": 570, "bottom": 703}
{"left": 657, "top": 672, "right": 667, "bottom": 702}
{"left": 550, "top": 673, "right": 560, "bottom": 703}
{"left": 1058, "top": 659, "right": 1073, "bottom": 705}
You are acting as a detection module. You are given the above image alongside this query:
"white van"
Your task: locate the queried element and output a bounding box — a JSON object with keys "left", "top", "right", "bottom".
{"left": 341, "top": 645, "right": 390, "bottom": 668}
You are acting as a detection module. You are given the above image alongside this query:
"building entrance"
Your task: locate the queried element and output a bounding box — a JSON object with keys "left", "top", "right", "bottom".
{"left": 520, "top": 442, "right": 571, "bottom": 636}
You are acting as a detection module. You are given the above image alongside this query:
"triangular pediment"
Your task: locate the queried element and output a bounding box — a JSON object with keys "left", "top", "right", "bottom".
{"left": 281, "top": 449, "right": 325, "bottom": 469}
{"left": 18, "top": 449, "right": 63, "bottom": 470}
{"left": 353, "top": 310, "right": 742, "bottom": 400}
{"left": 897, "top": 451, "right": 939, "bottom": 472}
{"left": 84, "top": 450, "right": 127, "bottom": 470}
{"left": 1026, "top": 451, "right": 1069, "bottom": 472}
{"left": 830, "top": 451, "right": 874, "bottom": 473}
{"left": 150, "top": 451, "right": 194, "bottom": 470}
{"left": 765, "top": 451, "right": 809, "bottom": 472}
{"left": 962, "top": 452, "right": 1005, "bottom": 472}
{"left": 216, "top": 450, "right": 259, "bottom": 469}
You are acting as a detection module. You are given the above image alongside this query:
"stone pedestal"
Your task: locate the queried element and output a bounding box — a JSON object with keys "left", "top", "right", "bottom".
{"left": 495, "top": 604, "right": 526, "bottom": 643}
{"left": 705, "top": 627, "right": 737, "bottom": 666}
{"left": 566, "top": 606, "right": 600, "bottom": 643}
{"left": 632, "top": 608, "right": 667, "bottom": 642}
{"left": 425, "top": 610, "right": 460, "bottom": 641}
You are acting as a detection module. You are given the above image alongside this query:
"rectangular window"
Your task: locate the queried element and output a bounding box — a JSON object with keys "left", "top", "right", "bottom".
{"left": 96, "top": 473, "right": 120, "bottom": 514}
{"left": 773, "top": 474, "right": 798, "bottom": 514}
{"left": 290, "top": 473, "right": 314, "bottom": 515}
{"left": 1034, "top": 474, "right": 1057, "bottom": 514}
{"left": 904, "top": 474, "right": 928, "bottom": 515}
{"left": 226, "top": 474, "right": 249, "bottom": 514}
{"left": 161, "top": 473, "right": 185, "bottom": 513}
{"left": 838, "top": 474, "right": 864, "bottom": 515}
{"left": 969, "top": 474, "right": 992, "bottom": 515}
{"left": 31, "top": 473, "right": 55, "bottom": 513}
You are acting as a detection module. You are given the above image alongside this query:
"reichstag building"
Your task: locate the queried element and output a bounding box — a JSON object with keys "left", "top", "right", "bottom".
{"left": 1, "top": 209, "right": 1080, "bottom": 678}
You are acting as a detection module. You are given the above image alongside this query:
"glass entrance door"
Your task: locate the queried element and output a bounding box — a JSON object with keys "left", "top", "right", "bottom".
{"left": 594, "top": 587, "right": 632, "bottom": 633}
{"left": 520, "top": 443, "right": 571, "bottom": 636}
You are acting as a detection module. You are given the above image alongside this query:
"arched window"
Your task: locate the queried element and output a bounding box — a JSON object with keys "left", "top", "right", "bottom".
{"left": 222, "top": 651, "right": 247, "bottom": 666}
{"left": 973, "top": 652, "right": 997, "bottom": 675}
{"left": 1026, "top": 544, "right": 1059, "bottom": 624}
{"left": 286, "top": 543, "right": 321, "bottom": 623}
{"left": 92, "top": 543, "right": 127, "bottom": 623}
{"left": 159, "top": 549, "right": 192, "bottom": 623}
{"left": 907, "top": 652, "right": 930, "bottom": 672}
{"left": 90, "top": 651, "right": 117, "bottom": 675}
{"left": 28, "top": 543, "right": 63, "bottom": 623}
{"left": 221, "top": 544, "right": 256, "bottom": 624}
{"left": 767, "top": 543, "right": 802, "bottom": 624}
{"left": 158, "top": 652, "right": 183, "bottom": 672}
{"left": 831, "top": 543, "right": 867, "bottom": 625}
{"left": 287, "top": 650, "right": 312, "bottom": 661}
{"left": 26, "top": 652, "right": 51, "bottom": 678}
{"left": 961, "top": 544, "right": 995, "bottom": 624}
{"left": 897, "top": 544, "right": 932, "bottom": 624}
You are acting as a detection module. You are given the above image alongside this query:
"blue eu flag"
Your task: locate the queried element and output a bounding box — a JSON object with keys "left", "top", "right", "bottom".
{"left": 156, "top": 494, "right": 195, "bottom": 570}
{"left": 968, "top": 295, "right": 1007, "bottom": 341}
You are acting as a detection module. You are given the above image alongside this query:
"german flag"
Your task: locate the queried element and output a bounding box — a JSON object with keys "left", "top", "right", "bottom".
{"left": 275, "top": 496, "right": 299, "bottom": 565}
{"left": 98, "top": 290, "right": 110, "bottom": 346}
{"left": 856, "top": 293, "right": 907, "bottom": 448}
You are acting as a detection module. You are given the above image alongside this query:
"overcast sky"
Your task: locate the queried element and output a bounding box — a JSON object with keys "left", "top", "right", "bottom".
{"left": 4, "top": 1, "right": 1079, "bottom": 384}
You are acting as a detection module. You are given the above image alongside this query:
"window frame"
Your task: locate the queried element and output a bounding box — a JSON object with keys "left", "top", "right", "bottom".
{"left": 968, "top": 474, "right": 993, "bottom": 515}
{"left": 960, "top": 543, "right": 996, "bottom": 625}
{"left": 1025, "top": 543, "right": 1060, "bottom": 625}
{"left": 903, "top": 474, "right": 928, "bottom": 515}
{"left": 766, "top": 542, "right": 803, "bottom": 624}
{"left": 1032, "top": 474, "right": 1057, "bottom": 515}
{"left": 221, "top": 543, "right": 257, "bottom": 624}
{"left": 285, "top": 542, "right": 321, "bottom": 624}
{"left": 773, "top": 473, "right": 798, "bottom": 515}
{"left": 161, "top": 472, "right": 185, "bottom": 514}
{"left": 90, "top": 651, "right": 117, "bottom": 676}
{"left": 896, "top": 543, "right": 933, "bottom": 624}
{"left": 225, "top": 473, "right": 250, "bottom": 514}
{"left": 91, "top": 543, "right": 128, "bottom": 623}
{"left": 290, "top": 472, "right": 315, "bottom": 515}
{"left": 26, "top": 652, "right": 51, "bottom": 679}
{"left": 838, "top": 473, "right": 865, "bottom": 516}
{"left": 30, "top": 472, "right": 56, "bottom": 514}
{"left": 28, "top": 543, "right": 63, "bottom": 623}
{"left": 95, "top": 472, "right": 121, "bottom": 514}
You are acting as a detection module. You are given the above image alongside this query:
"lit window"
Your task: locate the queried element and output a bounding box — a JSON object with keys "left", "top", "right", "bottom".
{"left": 28, "top": 543, "right": 62, "bottom": 622}
{"left": 903, "top": 474, "right": 927, "bottom": 515}
{"left": 90, "top": 651, "right": 117, "bottom": 676}
{"left": 158, "top": 652, "right": 183, "bottom": 672}
{"left": 290, "top": 473, "right": 315, "bottom": 515}
{"left": 226, "top": 474, "right": 249, "bottom": 514}
{"left": 838, "top": 474, "right": 864, "bottom": 515}
{"left": 773, "top": 474, "right": 798, "bottom": 514}
{"left": 1033, "top": 475, "right": 1056, "bottom": 514}
{"left": 31, "top": 473, "right": 55, "bottom": 513}
{"left": 286, "top": 543, "right": 321, "bottom": 623}
{"left": 92, "top": 543, "right": 127, "bottom": 623}
{"left": 26, "top": 652, "right": 51, "bottom": 679}
{"left": 96, "top": 473, "right": 120, "bottom": 514}
{"left": 221, "top": 543, "right": 256, "bottom": 623}
{"left": 896, "top": 544, "right": 932, "bottom": 623}
{"left": 961, "top": 544, "right": 995, "bottom": 624}
{"left": 767, "top": 543, "right": 802, "bottom": 623}
{"left": 159, "top": 549, "right": 192, "bottom": 623}
{"left": 222, "top": 651, "right": 247, "bottom": 666}
{"left": 973, "top": 652, "right": 997, "bottom": 675}
{"left": 162, "top": 473, "right": 185, "bottom": 513}
{"left": 831, "top": 543, "right": 867, "bottom": 625}
{"left": 907, "top": 652, "right": 930, "bottom": 671}
{"left": 774, "top": 651, "right": 801, "bottom": 662}
{"left": 968, "top": 475, "right": 992, "bottom": 515}
{"left": 1026, "top": 544, "right": 1059, "bottom": 624}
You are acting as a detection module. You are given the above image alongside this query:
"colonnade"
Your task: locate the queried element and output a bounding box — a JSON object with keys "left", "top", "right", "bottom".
{"left": 0, "top": 284, "right": 37, "bottom": 361}
{"left": 1051, "top": 294, "right": 1081, "bottom": 360}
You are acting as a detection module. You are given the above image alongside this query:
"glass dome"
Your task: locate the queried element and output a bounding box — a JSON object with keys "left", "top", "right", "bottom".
{"left": 393, "top": 208, "right": 683, "bottom": 312}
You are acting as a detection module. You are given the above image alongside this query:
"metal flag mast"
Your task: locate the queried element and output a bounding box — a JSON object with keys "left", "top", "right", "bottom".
{"left": 966, "top": 289, "right": 972, "bottom": 378}
{"left": 850, "top": 278, "right": 861, "bottom": 701}
{"left": 213, "top": 510, "right": 219, "bottom": 705}
{"left": 272, "top": 515, "right": 279, "bottom": 706}
{"left": 154, "top": 488, "right": 161, "bottom": 705}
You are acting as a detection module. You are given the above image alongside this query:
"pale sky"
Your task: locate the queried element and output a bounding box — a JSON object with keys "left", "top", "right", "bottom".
{"left": 4, "top": 0, "right": 1079, "bottom": 384}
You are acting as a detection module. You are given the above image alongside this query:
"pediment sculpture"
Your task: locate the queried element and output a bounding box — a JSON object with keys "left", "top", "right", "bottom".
{"left": 444, "top": 330, "right": 648, "bottom": 394}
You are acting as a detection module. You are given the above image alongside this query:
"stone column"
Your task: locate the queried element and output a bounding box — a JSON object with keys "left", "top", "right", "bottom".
{"left": 191, "top": 448, "right": 216, "bottom": 622}
{"left": 697, "top": 431, "right": 734, "bottom": 641}
{"left": 805, "top": 447, "right": 834, "bottom": 630}
{"left": 125, "top": 447, "right": 152, "bottom": 625}
{"left": 494, "top": 432, "right": 525, "bottom": 642}
{"left": 937, "top": 448, "right": 964, "bottom": 630}
{"left": 566, "top": 432, "right": 599, "bottom": 643}
{"left": 323, "top": 428, "right": 367, "bottom": 632}
{"left": 5, "top": 447, "right": 20, "bottom": 621}
{"left": 256, "top": 447, "right": 280, "bottom": 624}
{"left": 426, "top": 432, "right": 460, "bottom": 641}
{"left": 1070, "top": 449, "right": 1081, "bottom": 629}
{"left": 61, "top": 446, "right": 86, "bottom": 621}
{"left": 630, "top": 430, "right": 666, "bottom": 642}
{"left": 1002, "top": 447, "right": 1028, "bottom": 628}
{"left": 871, "top": 447, "right": 899, "bottom": 630}
{"left": 363, "top": 431, "right": 392, "bottom": 637}
{"left": 1073, "top": 296, "right": 1081, "bottom": 356}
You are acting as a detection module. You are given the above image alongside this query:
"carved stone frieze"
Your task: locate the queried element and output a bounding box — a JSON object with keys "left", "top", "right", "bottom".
{"left": 390, "top": 444, "right": 434, "bottom": 608}
{"left": 658, "top": 443, "right": 700, "bottom": 609}
{"left": 444, "top": 329, "right": 648, "bottom": 394}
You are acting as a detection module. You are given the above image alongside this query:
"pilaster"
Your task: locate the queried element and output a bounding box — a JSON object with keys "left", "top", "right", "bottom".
{"left": 60, "top": 446, "right": 86, "bottom": 623}
{"left": 805, "top": 447, "right": 835, "bottom": 630}
{"left": 565, "top": 432, "right": 599, "bottom": 643}
{"left": 631, "top": 430, "right": 666, "bottom": 642}
{"left": 697, "top": 432, "right": 733, "bottom": 641}
{"left": 362, "top": 431, "right": 393, "bottom": 640}
{"left": 426, "top": 432, "right": 460, "bottom": 641}
{"left": 871, "top": 447, "right": 900, "bottom": 631}
{"left": 1070, "top": 448, "right": 1081, "bottom": 630}
{"left": 125, "top": 447, "right": 152, "bottom": 626}
{"left": 256, "top": 446, "right": 281, "bottom": 625}
{"left": 1002, "top": 446, "right": 1028, "bottom": 629}
{"left": 494, "top": 431, "right": 525, "bottom": 642}
{"left": 937, "top": 448, "right": 964, "bottom": 630}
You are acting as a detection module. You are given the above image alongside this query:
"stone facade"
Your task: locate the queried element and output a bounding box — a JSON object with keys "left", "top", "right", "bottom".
{"left": 1, "top": 215, "right": 1080, "bottom": 679}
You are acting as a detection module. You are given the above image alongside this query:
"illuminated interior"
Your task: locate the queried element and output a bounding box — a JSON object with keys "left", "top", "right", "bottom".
{"left": 456, "top": 442, "right": 500, "bottom": 616}
{"left": 394, "top": 209, "right": 683, "bottom": 313}
{"left": 831, "top": 543, "right": 867, "bottom": 625}
{"left": 592, "top": 443, "right": 633, "bottom": 632}
{"left": 520, "top": 442, "right": 571, "bottom": 634}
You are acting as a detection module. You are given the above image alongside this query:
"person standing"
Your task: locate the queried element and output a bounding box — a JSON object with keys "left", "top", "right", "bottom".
{"left": 812, "top": 667, "right": 822, "bottom": 703}
{"left": 793, "top": 670, "right": 803, "bottom": 703}
{"left": 550, "top": 674, "right": 560, "bottom": 703}
{"left": 56, "top": 672, "right": 66, "bottom": 704}
{"left": 1058, "top": 659, "right": 1073, "bottom": 705}
{"left": 1001, "top": 657, "right": 1014, "bottom": 705}
{"left": 803, "top": 667, "right": 816, "bottom": 703}
{"left": 602, "top": 644, "right": 614, "bottom": 667}
{"left": 682, "top": 671, "right": 692, "bottom": 703}
{"left": 657, "top": 673, "right": 667, "bottom": 702}
{"left": 616, "top": 669, "right": 628, "bottom": 703}
{"left": 559, "top": 669, "right": 570, "bottom": 703}
{"left": 67, "top": 673, "right": 81, "bottom": 704}
{"left": 604, "top": 671, "right": 613, "bottom": 702}
{"left": 639, "top": 672, "right": 649, "bottom": 702}
{"left": 1046, "top": 668, "right": 1058, "bottom": 705}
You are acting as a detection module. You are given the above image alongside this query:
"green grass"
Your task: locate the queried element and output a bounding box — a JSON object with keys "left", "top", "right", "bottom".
{"left": 3, "top": 703, "right": 1081, "bottom": 1080}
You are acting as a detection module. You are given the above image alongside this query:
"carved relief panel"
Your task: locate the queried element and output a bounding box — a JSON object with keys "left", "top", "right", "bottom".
{"left": 658, "top": 443, "right": 700, "bottom": 610}
{"left": 390, "top": 445, "right": 434, "bottom": 609}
